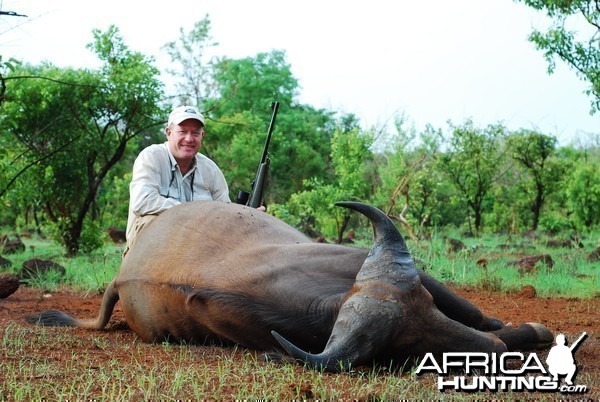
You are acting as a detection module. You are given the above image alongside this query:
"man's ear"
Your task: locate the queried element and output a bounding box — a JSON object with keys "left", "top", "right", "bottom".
{"left": 165, "top": 126, "right": 171, "bottom": 138}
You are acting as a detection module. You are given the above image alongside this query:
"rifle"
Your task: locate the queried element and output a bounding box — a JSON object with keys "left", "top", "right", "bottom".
{"left": 236, "top": 101, "right": 280, "bottom": 208}
{"left": 0, "top": 10, "right": 27, "bottom": 17}
{"left": 569, "top": 332, "right": 587, "bottom": 352}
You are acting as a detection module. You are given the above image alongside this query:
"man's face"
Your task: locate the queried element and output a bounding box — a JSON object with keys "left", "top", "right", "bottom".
{"left": 166, "top": 119, "right": 205, "bottom": 165}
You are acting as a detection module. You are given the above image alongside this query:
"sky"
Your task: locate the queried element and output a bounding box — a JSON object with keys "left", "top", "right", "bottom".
{"left": 1, "top": 0, "right": 598, "bottom": 145}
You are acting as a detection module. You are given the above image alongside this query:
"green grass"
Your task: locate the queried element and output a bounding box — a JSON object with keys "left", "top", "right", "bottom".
{"left": 408, "top": 231, "right": 599, "bottom": 298}
{"left": 1, "top": 237, "right": 122, "bottom": 293}
{"left": 1, "top": 232, "right": 598, "bottom": 400}
{"left": 1, "top": 230, "right": 598, "bottom": 297}
{"left": 3, "top": 321, "right": 595, "bottom": 400}
{"left": 0, "top": 322, "right": 447, "bottom": 400}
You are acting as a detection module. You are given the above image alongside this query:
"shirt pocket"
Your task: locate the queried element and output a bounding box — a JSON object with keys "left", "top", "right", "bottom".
{"left": 160, "top": 181, "right": 181, "bottom": 200}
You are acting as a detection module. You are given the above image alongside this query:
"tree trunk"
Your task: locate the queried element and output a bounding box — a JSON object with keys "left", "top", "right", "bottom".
{"left": 336, "top": 214, "right": 351, "bottom": 244}
{"left": 63, "top": 138, "right": 129, "bottom": 256}
{"left": 65, "top": 226, "right": 82, "bottom": 257}
{"left": 531, "top": 179, "right": 544, "bottom": 231}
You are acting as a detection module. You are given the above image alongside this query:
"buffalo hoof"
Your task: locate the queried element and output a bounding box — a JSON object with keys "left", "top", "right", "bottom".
{"left": 524, "top": 322, "right": 554, "bottom": 349}
{"left": 492, "top": 321, "right": 554, "bottom": 351}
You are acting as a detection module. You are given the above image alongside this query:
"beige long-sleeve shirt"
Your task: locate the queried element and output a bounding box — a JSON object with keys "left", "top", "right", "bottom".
{"left": 126, "top": 143, "right": 230, "bottom": 240}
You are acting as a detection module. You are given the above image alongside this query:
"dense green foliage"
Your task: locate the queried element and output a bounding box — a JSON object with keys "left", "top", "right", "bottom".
{"left": 1, "top": 26, "right": 164, "bottom": 255}
{"left": 0, "top": 15, "right": 598, "bottom": 255}
{"left": 516, "top": 0, "right": 600, "bottom": 113}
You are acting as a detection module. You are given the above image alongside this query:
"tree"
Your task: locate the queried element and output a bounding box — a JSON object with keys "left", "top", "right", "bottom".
{"left": 206, "top": 50, "right": 336, "bottom": 203}
{"left": 518, "top": 0, "right": 600, "bottom": 112}
{"left": 560, "top": 143, "right": 600, "bottom": 228}
{"left": 162, "top": 15, "right": 218, "bottom": 106}
{"left": 286, "top": 126, "right": 374, "bottom": 242}
{"left": 2, "top": 26, "right": 164, "bottom": 256}
{"left": 2, "top": 64, "right": 97, "bottom": 239}
{"left": 438, "top": 120, "right": 506, "bottom": 233}
{"left": 162, "top": 18, "right": 337, "bottom": 204}
{"left": 0, "top": 56, "right": 18, "bottom": 107}
{"left": 507, "top": 130, "right": 559, "bottom": 230}
{"left": 374, "top": 118, "right": 444, "bottom": 240}
{"left": 210, "top": 50, "right": 298, "bottom": 115}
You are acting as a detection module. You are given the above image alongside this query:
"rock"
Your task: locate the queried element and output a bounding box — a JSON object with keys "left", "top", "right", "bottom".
{"left": 545, "top": 238, "right": 581, "bottom": 249}
{"left": 0, "top": 273, "right": 20, "bottom": 298}
{"left": 19, "top": 258, "right": 66, "bottom": 280}
{"left": 518, "top": 285, "right": 537, "bottom": 299}
{"left": 587, "top": 246, "right": 600, "bottom": 263}
{"left": 1, "top": 236, "right": 25, "bottom": 254}
{"left": 107, "top": 227, "right": 127, "bottom": 244}
{"left": 446, "top": 238, "right": 468, "bottom": 253}
{"left": 508, "top": 254, "right": 554, "bottom": 275}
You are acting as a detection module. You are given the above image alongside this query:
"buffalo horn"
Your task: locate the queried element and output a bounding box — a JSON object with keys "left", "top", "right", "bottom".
{"left": 271, "top": 201, "right": 417, "bottom": 371}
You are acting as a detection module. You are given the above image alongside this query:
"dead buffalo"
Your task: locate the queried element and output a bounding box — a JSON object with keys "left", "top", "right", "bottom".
{"left": 27, "top": 201, "right": 553, "bottom": 371}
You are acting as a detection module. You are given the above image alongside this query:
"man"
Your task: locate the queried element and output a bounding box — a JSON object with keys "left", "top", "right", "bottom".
{"left": 546, "top": 333, "right": 578, "bottom": 385}
{"left": 125, "top": 105, "right": 230, "bottom": 251}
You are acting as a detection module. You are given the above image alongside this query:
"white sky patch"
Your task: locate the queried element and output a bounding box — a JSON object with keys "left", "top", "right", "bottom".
{"left": 1, "top": 0, "right": 597, "bottom": 144}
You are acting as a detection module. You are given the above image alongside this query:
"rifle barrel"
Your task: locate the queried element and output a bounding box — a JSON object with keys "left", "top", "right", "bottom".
{"left": 258, "top": 101, "right": 279, "bottom": 165}
{"left": 569, "top": 332, "right": 587, "bottom": 351}
{"left": 245, "top": 101, "right": 279, "bottom": 208}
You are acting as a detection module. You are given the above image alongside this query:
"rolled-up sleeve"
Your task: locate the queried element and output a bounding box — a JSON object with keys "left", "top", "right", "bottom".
{"left": 129, "top": 148, "right": 180, "bottom": 216}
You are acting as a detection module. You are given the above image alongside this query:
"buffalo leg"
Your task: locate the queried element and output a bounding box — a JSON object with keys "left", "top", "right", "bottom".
{"left": 491, "top": 323, "right": 554, "bottom": 350}
{"left": 418, "top": 271, "right": 503, "bottom": 331}
{"left": 418, "top": 272, "right": 553, "bottom": 351}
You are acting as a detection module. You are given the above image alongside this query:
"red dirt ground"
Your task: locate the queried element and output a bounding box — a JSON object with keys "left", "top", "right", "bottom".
{"left": 1, "top": 285, "right": 598, "bottom": 399}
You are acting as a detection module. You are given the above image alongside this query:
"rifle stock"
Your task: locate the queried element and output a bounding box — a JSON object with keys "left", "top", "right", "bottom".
{"left": 247, "top": 162, "right": 269, "bottom": 208}
{"left": 236, "top": 101, "right": 279, "bottom": 208}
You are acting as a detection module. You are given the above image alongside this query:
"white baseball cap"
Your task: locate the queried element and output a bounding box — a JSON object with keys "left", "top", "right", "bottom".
{"left": 168, "top": 106, "right": 205, "bottom": 126}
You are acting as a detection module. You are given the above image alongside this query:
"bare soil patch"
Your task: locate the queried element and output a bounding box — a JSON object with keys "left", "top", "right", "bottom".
{"left": 1, "top": 285, "right": 598, "bottom": 399}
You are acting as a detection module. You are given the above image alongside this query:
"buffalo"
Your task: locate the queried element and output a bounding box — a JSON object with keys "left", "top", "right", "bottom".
{"left": 28, "top": 201, "right": 553, "bottom": 371}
